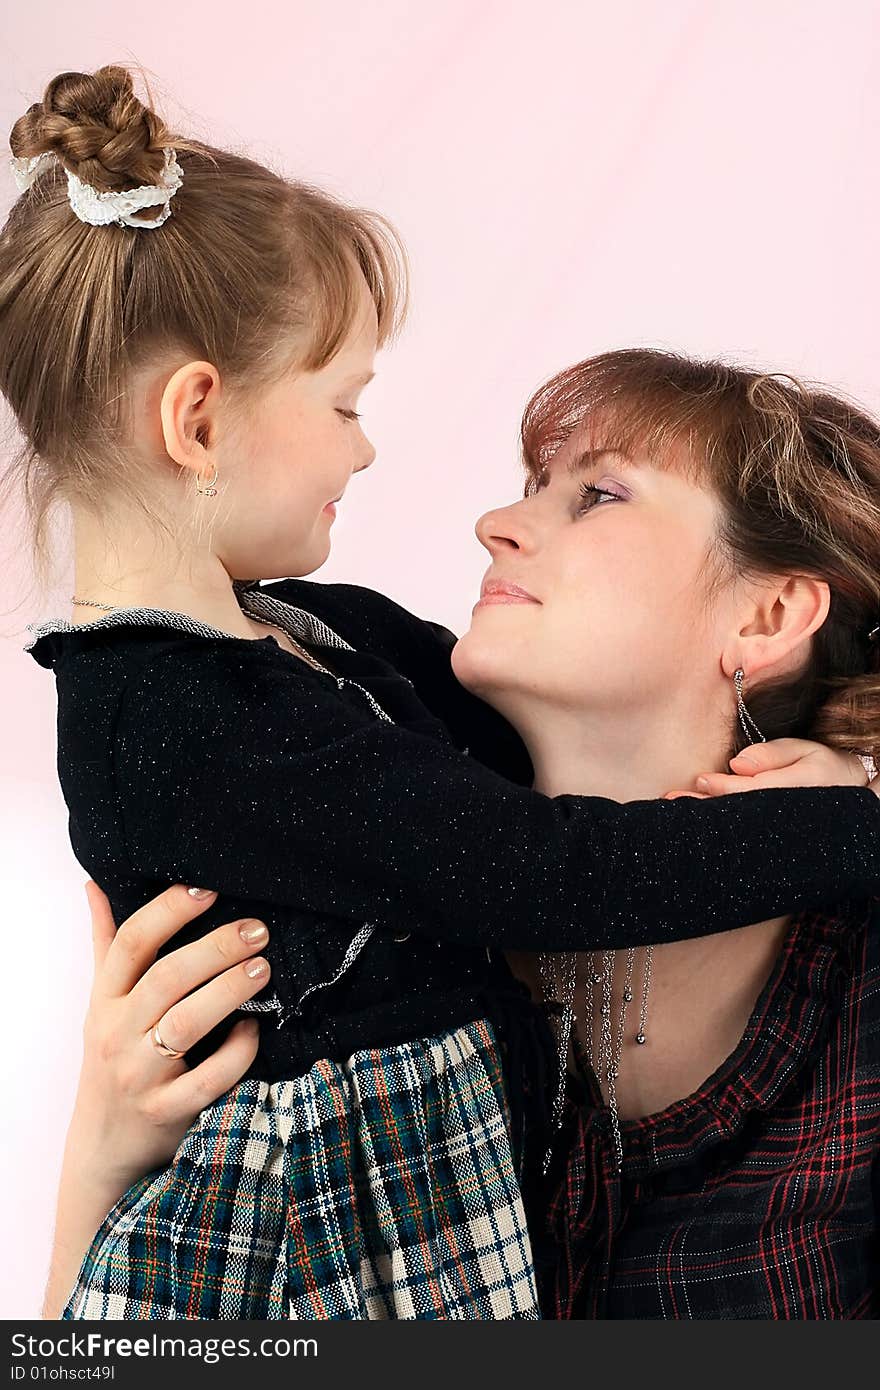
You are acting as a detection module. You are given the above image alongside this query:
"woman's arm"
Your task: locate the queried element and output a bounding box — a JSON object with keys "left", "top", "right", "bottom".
{"left": 43, "top": 882, "right": 267, "bottom": 1319}
{"left": 112, "top": 647, "right": 880, "bottom": 953}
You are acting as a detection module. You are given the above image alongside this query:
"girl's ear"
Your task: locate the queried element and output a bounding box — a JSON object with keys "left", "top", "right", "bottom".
{"left": 159, "top": 361, "right": 222, "bottom": 475}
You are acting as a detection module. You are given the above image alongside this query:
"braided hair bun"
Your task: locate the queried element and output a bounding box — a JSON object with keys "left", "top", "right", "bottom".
{"left": 10, "top": 65, "right": 172, "bottom": 192}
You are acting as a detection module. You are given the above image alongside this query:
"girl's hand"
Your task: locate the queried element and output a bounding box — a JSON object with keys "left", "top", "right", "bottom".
{"left": 71, "top": 880, "right": 269, "bottom": 1190}
{"left": 663, "top": 739, "right": 875, "bottom": 799}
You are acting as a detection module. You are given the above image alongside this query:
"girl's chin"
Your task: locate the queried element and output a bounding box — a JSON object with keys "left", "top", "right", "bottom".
{"left": 289, "top": 532, "right": 332, "bottom": 577}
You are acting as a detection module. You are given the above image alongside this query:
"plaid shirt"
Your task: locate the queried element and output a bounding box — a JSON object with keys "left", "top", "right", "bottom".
{"left": 536, "top": 899, "right": 880, "bottom": 1319}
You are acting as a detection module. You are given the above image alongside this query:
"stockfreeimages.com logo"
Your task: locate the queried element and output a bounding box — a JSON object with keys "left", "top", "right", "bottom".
{"left": 11, "top": 1332, "right": 317, "bottom": 1366}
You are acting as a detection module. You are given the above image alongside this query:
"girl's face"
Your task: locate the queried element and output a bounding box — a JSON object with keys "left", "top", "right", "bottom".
{"left": 451, "top": 433, "right": 737, "bottom": 737}
{"left": 214, "top": 271, "right": 379, "bottom": 581}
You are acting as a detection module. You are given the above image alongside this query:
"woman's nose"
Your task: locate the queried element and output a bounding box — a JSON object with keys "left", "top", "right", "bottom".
{"left": 475, "top": 503, "right": 530, "bottom": 555}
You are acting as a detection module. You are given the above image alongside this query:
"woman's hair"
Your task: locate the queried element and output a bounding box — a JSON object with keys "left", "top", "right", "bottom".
{"left": 520, "top": 348, "right": 880, "bottom": 759}
{"left": 0, "top": 64, "right": 408, "bottom": 594}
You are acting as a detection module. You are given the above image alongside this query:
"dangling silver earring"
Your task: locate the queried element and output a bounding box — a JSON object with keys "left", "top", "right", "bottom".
{"left": 196, "top": 464, "right": 219, "bottom": 497}
{"left": 734, "top": 668, "right": 766, "bottom": 744}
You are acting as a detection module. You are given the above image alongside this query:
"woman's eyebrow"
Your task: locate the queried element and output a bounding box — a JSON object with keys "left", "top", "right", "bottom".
{"left": 566, "top": 447, "right": 633, "bottom": 475}
{"left": 345, "top": 371, "right": 376, "bottom": 386}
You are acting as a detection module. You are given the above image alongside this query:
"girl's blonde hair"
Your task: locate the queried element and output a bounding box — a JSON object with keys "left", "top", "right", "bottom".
{"left": 0, "top": 64, "right": 408, "bottom": 594}
{"left": 520, "top": 349, "right": 880, "bottom": 759}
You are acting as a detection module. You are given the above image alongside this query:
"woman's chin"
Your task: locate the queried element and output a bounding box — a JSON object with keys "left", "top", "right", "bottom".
{"left": 450, "top": 631, "right": 509, "bottom": 697}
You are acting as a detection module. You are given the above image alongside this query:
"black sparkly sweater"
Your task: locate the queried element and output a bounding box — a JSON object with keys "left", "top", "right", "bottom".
{"left": 25, "top": 577, "right": 880, "bottom": 1122}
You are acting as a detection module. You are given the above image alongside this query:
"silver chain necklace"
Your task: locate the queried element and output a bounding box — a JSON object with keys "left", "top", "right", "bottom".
{"left": 537, "top": 942, "right": 654, "bottom": 1172}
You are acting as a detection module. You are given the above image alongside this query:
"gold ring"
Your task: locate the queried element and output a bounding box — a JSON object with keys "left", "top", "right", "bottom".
{"left": 151, "top": 1022, "right": 185, "bottom": 1059}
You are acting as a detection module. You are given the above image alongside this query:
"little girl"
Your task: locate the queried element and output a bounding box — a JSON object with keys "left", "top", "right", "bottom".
{"left": 5, "top": 65, "right": 879, "bottom": 1320}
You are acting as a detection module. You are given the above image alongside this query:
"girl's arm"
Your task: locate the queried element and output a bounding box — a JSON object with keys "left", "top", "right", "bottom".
{"left": 112, "top": 646, "right": 880, "bottom": 953}
{"left": 262, "top": 579, "right": 873, "bottom": 794}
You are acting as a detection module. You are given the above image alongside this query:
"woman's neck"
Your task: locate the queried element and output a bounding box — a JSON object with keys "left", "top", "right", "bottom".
{"left": 521, "top": 696, "right": 730, "bottom": 803}
{"left": 507, "top": 701, "right": 793, "bottom": 1120}
{"left": 602, "top": 915, "right": 791, "bottom": 1118}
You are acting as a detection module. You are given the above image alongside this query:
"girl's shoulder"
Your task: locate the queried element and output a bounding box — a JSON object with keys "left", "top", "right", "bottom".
{"left": 23, "top": 579, "right": 453, "bottom": 675}
{"left": 23, "top": 609, "right": 337, "bottom": 743}
{"left": 259, "top": 576, "right": 459, "bottom": 666}
{"left": 23, "top": 612, "right": 281, "bottom": 685}
{"left": 261, "top": 578, "right": 532, "bottom": 782}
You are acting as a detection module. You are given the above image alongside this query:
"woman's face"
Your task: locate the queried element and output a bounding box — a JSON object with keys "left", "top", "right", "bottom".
{"left": 451, "top": 433, "right": 737, "bottom": 736}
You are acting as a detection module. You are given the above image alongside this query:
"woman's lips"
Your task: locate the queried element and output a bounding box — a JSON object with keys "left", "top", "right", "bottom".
{"left": 474, "top": 581, "right": 540, "bottom": 609}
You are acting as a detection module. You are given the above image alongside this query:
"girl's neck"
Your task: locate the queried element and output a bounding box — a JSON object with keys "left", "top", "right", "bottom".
{"left": 72, "top": 521, "right": 260, "bottom": 642}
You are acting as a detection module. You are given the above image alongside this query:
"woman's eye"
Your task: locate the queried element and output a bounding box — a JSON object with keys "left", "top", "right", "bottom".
{"left": 576, "top": 481, "right": 623, "bottom": 513}
{"left": 336, "top": 408, "right": 362, "bottom": 422}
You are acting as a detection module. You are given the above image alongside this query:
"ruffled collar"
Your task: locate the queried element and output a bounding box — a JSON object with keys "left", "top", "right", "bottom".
{"left": 23, "top": 579, "right": 357, "bottom": 662}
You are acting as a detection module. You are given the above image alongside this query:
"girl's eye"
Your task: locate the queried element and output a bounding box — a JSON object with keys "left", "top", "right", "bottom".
{"left": 576, "top": 481, "right": 624, "bottom": 514}
{"left": 336, "top": 409, "right": 362, "bottom": 422}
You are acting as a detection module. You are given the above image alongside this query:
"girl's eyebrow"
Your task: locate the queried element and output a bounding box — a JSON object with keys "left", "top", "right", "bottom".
{"left": 345, "top": 371, "right": 376, "bottom": 386}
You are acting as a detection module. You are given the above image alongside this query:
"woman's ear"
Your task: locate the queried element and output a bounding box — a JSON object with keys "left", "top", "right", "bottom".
{"left": 159, "top": 361, "right": 222, "bottom": 476}
{"left": 723, "top": 575, "right": 831, "bottom": 680}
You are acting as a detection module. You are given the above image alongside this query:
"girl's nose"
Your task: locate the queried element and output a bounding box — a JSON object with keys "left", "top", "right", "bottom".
{"left": 353, "top": 437, "right": 376, "bottom": 473}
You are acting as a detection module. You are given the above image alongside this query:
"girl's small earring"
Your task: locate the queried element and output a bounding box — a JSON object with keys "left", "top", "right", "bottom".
{"left": 196, "top": 464, "right": 219, "bottom": 498}
{"left": 734, "top": 667, "right": 766, "bottom": 745}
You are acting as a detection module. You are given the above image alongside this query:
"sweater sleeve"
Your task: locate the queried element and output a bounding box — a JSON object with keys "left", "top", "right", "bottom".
{"left": 113, "top": 645, "right": 880, "bottom": 952}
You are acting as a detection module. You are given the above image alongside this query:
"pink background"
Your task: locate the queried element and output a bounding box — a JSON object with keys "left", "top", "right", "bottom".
{"left": 2, "top": 0, "right": 879, "bottom": 1318}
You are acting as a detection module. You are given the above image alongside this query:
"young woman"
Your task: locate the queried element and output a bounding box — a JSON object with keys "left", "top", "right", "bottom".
{"left": 5, "top": 67, "right": 879, "bottom": 1320}
{"left": 443, "top": 349, "right": 880, "bottom": 1318}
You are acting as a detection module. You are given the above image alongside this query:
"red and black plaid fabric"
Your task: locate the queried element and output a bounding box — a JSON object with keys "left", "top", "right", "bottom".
{"left": 536, "top": 899, "right": 880, "bottom": 1319}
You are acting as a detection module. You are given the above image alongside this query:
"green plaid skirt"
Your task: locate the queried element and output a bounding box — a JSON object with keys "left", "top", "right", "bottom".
{"left": 61, "top": 1018, "right": 540, "bottom": 1320}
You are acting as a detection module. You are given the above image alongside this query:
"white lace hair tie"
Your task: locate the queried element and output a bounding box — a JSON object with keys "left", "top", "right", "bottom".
{"left": 10, "top": 146, "right": 183, "bottom": 229}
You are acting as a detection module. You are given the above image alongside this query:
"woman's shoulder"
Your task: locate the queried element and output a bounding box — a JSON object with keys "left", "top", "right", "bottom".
{"left": 823, "top": 896, "right": 880, "bottom": 1074}
{"left": 854, "top": 895, "right": 880, "bottom": 1039}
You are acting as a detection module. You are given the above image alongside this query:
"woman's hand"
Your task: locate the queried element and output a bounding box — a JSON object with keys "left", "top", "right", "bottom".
{"left": 74, "top": 880, "right": 270, "bottom": 1184}
{"left": 42, "top": 882, "right": 270, "bottom": 1318}
{"left": 663, "top": 739, "right": 876, "bottom": 799}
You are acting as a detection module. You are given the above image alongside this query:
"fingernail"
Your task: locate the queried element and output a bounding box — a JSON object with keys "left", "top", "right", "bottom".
{"left": 239, "top": 922, "right": 268, "bottom": 944}
{"left": 245, "top": 958, "right": 269, "bottom": 978}
{"left": 696, "top": 777, "right": 710, "bottom": 789}
{"left": 733, "top": 753, "right": 757, "bottom": 767}
{"left": 187, "top": 887, "right": 215, "bottom": 899}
